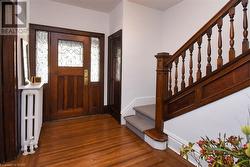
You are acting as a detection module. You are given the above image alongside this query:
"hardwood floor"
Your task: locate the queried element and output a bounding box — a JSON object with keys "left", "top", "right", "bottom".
{"left": 7, "top": 115, "right": 194, "bottom": 167}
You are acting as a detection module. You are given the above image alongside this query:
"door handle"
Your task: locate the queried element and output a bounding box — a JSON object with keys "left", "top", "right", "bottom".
{"left": 84, "top": 69, "right": 89, "bottom": 86}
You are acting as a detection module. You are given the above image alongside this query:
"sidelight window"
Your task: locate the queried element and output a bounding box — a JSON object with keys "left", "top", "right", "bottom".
{"left": 90, "top": 37, "right": 100, "bottom": 82}
{"left": 36, "top": 31, "right": 49, "bottom": 83}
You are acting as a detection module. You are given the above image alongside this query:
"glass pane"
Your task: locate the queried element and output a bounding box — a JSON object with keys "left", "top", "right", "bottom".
{"left": 91, "top": 38, "right": 100, "bottom": 82}
{"left": 115, "top": 48, "right": 122, "bottom": 81}
{"left": 36, "top": 31, "right": 48, "bottom": 83}
{"left": 5, "top": 5, "right": 13, "bottom": 25}
{"left": 58, "top": 40, "right": 83, "bottom": 67}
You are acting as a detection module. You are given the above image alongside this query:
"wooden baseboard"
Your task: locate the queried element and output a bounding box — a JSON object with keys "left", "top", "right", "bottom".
{"left": 103, "top": 105, "right": 110, "bottom": 114}
{"left": 105, "top": 105, "right": 121, "bottom": 124}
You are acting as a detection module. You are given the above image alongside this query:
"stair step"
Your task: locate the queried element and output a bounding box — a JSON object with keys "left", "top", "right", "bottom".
{"left": 134, "top": 104, "right": 155, "bottom": 120}
{"left": 125, "top": 115, "right": 155, "bottom": 133}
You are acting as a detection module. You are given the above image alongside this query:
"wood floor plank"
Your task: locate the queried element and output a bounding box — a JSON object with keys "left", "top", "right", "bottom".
{"left": 6, "top": 115, "right": 194, "bottom": 167}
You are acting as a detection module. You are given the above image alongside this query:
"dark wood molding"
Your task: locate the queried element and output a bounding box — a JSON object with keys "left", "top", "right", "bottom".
{"left": 2, "top": 35, "right": 18, "bottom": 162}
{"left": 110, "top": 109, "right": 121, "bottom": 124}
{"left": 108, "top": 30, "right": 122, "bottom": 123}
{"left": 2, "top": 2, "right": 16, "bottom": 28}
{"left": 0, "top": 2, "right": 20, "bottom": 162}
{"left": 30, "top": 24, "right": 105, "bottom": 38}
{"left": 103, "top": 105, "right": 110, "bottom": 114}
{"left": 0, "top": 21, "right": 5, "bottom": 163}
{"left": 165, "top": 51, "right": 250, "bottom": 120}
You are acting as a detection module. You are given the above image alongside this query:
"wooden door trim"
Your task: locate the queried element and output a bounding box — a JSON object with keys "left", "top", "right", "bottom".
{"left": 0, "top": 20, "right": 5, "bottom": 163}
{"left": 0, "top": 2, "right": 19, "bottom": 162}
{"left": 29, "top": 24, "right": 105, "bottom": 121}
{"left": 108, "top": 30, "right": 122, "bottom": 123}
{"left": 2, "top": 35, "right": 18, "bottom": 162}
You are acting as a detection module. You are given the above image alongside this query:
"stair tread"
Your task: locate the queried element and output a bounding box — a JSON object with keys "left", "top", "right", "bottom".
{"left": 125, "top": 115, "right": 154, "bottom": 132}
{"left": 134, "top": 104, "right": 155, "bottom": 120}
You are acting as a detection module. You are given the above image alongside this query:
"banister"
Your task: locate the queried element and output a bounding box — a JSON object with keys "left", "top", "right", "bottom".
{"left": 149, "top": 0, "right": 249, "bottom": 142}
{"left": 167, "top": 0, "right": 241, "bottom": 65}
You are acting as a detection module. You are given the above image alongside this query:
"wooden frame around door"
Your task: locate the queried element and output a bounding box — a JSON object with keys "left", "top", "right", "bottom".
{"left": 29, "top": 24, "right": 105, "bottom": 121}
{"left": 0, "top": 19, "right": 4, "bottom": 163}
{"left": 108, "top": 30, "right": 122, "bottom": 123}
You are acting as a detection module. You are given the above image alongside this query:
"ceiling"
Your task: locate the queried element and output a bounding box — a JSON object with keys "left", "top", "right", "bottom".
{"left": 50, "top": 0, "right": 183, "bottom": 13}
{"left": 128, "top": 0, "right": 183, "bottom": 11}
{"left": 51, "top": 0, "right": 121, "bottom": 13}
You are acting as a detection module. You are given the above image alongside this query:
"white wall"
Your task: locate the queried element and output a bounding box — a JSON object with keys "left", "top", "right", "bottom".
{"left": 109, "top": 1, "right": 123, "bottom": 35}
{"left": 121, "top": 0, "right": 164, "bottom": 120}
{"left": 161, "top": 0, "right": 250, "bottom": 165}
{"left": 162, "top": 0, "right": 228, "bottom": 53}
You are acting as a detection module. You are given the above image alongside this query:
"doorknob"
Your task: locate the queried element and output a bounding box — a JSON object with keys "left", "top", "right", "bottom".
{"left": 84, "top": 69, "right": 88, "bottom": 86}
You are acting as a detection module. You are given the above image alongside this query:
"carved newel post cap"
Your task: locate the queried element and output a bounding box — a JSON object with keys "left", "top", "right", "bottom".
{"left": 155, "top": 52, "right": 170, "bottom": 58}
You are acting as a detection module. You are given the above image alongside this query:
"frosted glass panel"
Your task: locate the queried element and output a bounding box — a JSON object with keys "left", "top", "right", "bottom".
{"left": 58, "top": 40, "right": 83, "bottom": 67}
{"left": 36, "top": 31, "right": 48, "bottom": 83}
{"left": 115, "top": 48, "right": 122, "bottom": 81}
{"left": 91, "top": 38, "right": 100, "bottom": 82}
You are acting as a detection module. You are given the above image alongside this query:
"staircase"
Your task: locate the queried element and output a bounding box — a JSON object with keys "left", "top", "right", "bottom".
{"left": 125, "top": 105, "right": 155, "bottom": 139}
{"left": 124, "top": 0, "right": 250, "bottom": 153}
{"left": 125, "top": 104, "right": 168, "bottom": 150}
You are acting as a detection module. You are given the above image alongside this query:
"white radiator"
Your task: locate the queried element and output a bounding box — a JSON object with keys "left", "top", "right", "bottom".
{"left": 20, "top": 83, "right": 44, "bottom": 155}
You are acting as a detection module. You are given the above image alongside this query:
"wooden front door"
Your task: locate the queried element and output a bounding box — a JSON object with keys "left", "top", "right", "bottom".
{"left": 108, "top": 30, "right": 122, "bottom": 123}
{"left": 50, "top": 33, "right": 90, "bottom": 119}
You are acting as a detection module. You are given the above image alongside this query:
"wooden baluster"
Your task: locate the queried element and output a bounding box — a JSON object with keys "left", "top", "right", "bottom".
{"left": 217, "top": 18, "right": 223, "bottom": 68}
{"left": 206, "top": 28, "right": 212, "bottom": 75}
{"left": 197, "top": 37, "right": 202, "bottom": 80}
{"left": 181, "top": 51, "right": 186, "bottom": 90}
{"left": 169, "top": 63, "right": 173, "bottom": 96}
{"left": 189, "top": 45, "right": 194, "bottom": 85}
{"left": 174, "top": 58, "right": 179, "bottom": 94}
{"left": 229, "top": 7, "right": 235, "bottom": 61}
{"left": 242, "top": 0, "right": 249, "bottom": 52}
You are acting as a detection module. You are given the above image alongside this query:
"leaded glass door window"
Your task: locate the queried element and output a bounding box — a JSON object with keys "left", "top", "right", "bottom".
{"left": 58, "top": 40, "right": 84, "bottom": 67}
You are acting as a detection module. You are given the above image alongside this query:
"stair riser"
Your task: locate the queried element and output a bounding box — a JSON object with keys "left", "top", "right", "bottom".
{"left": 126, "top": 121, "right": 145, "bottom": 140}
{"left": 136, "top": 111, "right": 155, "bottom": 125}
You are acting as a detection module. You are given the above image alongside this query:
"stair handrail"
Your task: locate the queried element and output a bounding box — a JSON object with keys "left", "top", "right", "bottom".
{"left": 166, "top": 0, "right": 242, "bottom": 65}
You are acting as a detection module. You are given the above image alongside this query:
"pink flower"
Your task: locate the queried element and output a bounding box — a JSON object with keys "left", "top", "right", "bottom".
{"left": 206, "top": 156, "right": 215, "bottom": 163}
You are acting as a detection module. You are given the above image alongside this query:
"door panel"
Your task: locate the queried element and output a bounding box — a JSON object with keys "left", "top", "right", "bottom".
{"left": 108, "top": 30, "right": 122, "bottom": 123}
{"left": 50, "top": 33, "right": 90, "bottom": 119}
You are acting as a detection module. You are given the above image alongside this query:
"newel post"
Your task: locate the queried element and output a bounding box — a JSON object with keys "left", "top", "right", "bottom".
{"left": 155, "top": 52, "right": 171, "bottom": 132}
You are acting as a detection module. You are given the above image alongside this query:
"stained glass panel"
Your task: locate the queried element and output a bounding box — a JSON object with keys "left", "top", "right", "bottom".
{"left": 58, "top": 40, "right": 83, "bottom": 67}
{"left": 36, "top": 31, "right": 48, "bottom": 83}
{"left": 91, "top": 38, "right": 100, "bottom": 82}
